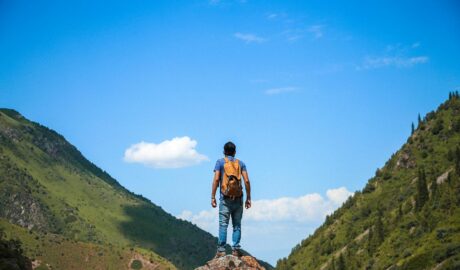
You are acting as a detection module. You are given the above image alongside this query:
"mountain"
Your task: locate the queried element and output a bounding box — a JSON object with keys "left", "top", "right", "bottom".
{"left": 0, "top": 108, "right": 219, "bottom": 269}
{"left": 277, "top": 93, "right": 460, "bottom": 270}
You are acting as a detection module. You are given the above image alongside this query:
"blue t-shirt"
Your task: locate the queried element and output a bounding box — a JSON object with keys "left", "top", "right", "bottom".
{"left": 214, "top": 156, "right": 247, "bottom": 198}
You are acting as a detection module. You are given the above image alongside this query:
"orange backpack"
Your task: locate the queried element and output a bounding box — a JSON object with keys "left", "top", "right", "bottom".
{"left": 221, "top": 157, "right": 243, "bottom": 198}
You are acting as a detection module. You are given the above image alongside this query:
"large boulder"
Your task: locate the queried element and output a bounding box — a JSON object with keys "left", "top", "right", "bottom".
{"left": 195, "top": 255, "right": 265, "bottom": 270}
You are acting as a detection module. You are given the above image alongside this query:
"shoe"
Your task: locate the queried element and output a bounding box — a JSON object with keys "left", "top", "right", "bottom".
{"left": 232, "top": 249, "right": 241, "bottom": 257}
{"left": 214, "top": 251, "right": 226, "bottom": 258}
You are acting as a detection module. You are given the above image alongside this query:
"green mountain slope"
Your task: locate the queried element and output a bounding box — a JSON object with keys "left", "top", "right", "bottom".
{"left": 277, "top": 93, "right": 460, "bottom": 270}
{"left": 0, "top": 109, "right": 217, "bottom": 269}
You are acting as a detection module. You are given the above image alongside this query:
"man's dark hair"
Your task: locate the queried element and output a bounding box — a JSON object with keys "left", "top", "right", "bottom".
{"left": 224, "top": 141, "right": 236, "bottom": 157}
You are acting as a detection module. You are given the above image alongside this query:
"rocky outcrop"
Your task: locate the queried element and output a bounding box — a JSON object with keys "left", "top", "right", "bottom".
{"left": 195, "top": 255, "right": 265, "bottom": 270}
{"left": 396, "top": 150, "right": 416, "bottom": 169}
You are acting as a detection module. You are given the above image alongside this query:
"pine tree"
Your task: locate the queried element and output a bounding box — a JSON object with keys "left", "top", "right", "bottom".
{"left": 367, "top": 227, "right": 374, "bottom": 254}
{"left": 420, "top": 203, "right": 433, "bottom": 231}
{"left": 418, "top": 113, "right": 422, "bottom": 125}
{"left": 455, "top": 147, "right": 460, "bottom": 176}
{"left": 375, "top": 209, "right": 385, "bottom": 244}
{"left": 416, "top": 168, "right": 429, "bottom": 211}
{"left": 449, "top": 92, "right": 453, "bottom": 100}
{"left": 337, "top": 254, "right": 346, "bottom": 270}
{"left": 431, "top": 176, "right": 439, "bottom": 209}
{"left": 411, "top": 122, "right": 415, "bottom": 134}
{"left": 331, "top": 257, "right": 336, "bottom": 270}
{"left": 440, "top": 182, "right": 452, "bottom": 211}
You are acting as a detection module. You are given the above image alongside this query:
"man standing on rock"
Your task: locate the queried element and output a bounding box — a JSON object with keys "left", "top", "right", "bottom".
{"left": 211, "top": 141, "right": 251, "bottom": 258}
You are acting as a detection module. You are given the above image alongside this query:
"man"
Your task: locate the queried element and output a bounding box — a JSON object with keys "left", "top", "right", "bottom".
{"left": 211, "top": 141, "right": 251, "bottom": 258}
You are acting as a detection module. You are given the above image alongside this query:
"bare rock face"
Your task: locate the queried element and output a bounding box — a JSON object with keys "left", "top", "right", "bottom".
{"left": 396, "top": 150, "right": 416, "bottom": 169}
{"left": 195, "top": 255, "right": 265, "bottom": 270}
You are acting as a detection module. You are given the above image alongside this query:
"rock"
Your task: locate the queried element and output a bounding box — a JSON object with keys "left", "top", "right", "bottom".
{"left": 436, "top": 169, "right": 453, "bottom": 184}
{"left": 396, "top": 151, "right": 416, "bottom": 169}
{"left": 195, "top": 255, "right": 265, "bottom": 270}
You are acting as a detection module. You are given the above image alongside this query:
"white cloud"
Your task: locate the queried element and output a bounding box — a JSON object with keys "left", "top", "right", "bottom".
{"left": 307, "top": 25, "right": 324, "bottom": 39}
{"left": 177, "top": 186, "right": 353, "bottom": 231}
{"left": 124, "top": 136, "right": 208, "bottom": 169}
{"left": 359, "top": 56, "right": 429, "bottom": 70}
{"left": 264, "top": 87, "right": 298, "bottom": 95}
{"left": 326, "top": 186, "right": 354, "bottom": 205}
{"left": 177, "top": 186, "right": 354, "bottom": 264}
{"left": 234, "top": 32, "right": 266, "bottom": 43}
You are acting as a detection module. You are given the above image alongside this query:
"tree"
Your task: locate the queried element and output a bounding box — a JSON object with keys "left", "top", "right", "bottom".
{"left": 418, "top": 113, "right": 422, "bottom": 125}
{"left": 411, "top": 122, "right": 415, "bottom": 134}
{"left": 398, "top": 204, "right": 403, "bottom": 218}
{"left": 0, "top": 229, "right": 31, "bottom": 270}
{"left": 431, "top": 119, "right": 443, "bottom": 135}
{"left": 367, "top": 227, "right": 374, "bottom": 255}
{"left": 331, "top": 257, "right": 336, "bottom": 270}
{"left": 455, "top": 147, "right": 460, "bottom": 176}
{"left": 337, "top": 254, "right": 346, "bottom": 270}
{"left": 416, "top": 168, "right": 429, "bottom": 211}
{"left": 431, "top": 176, "right": 439, "bottom": 209}
{"left": 375, "top": 209, "right": 385, "bottom": 244}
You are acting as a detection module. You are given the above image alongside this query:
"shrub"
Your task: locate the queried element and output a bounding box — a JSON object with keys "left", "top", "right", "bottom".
{"left": 131, "top": 259, "right": 143, "bottom": 269}
{"left": 363, "top": 182, "right": 375, "bottom": 193}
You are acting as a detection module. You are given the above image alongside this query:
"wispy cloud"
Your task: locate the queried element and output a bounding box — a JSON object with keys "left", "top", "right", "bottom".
{"left": 358, "top": 42, "right": 429, "bottom": 70}
{"left": 307, "top": 24, "right": 325, "bottom": 39}
{"left": 209, "top": 0, "right": 247, "bottom": 6}
{"left": 359, "top": 56, "right": 429, "bottom": 70}
{"left": 264, "top": 87, "right": 298, "bottom": 95}
{"left": 266, "top": 12, "right": 287, "bottom": 21}
{"left": 267, "top": 13, "right": 278, "bottom": 20}
{"left": 234, "top": 32, "right": 266, "bottom": 43}
{"left": 124, "top": 136, "right": 208, "bottom": 169}
{"left": 281, "top": 24, "right": 326, "bottom": 42}
{"left": 282, "top": 29, "right": 305, "bottom": 42}
{"left": 250, "top": 79, "right": 269, "bottom": 84}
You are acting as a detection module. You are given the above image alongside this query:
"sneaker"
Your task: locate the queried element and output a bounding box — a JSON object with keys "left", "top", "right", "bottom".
{"left": 214, "top": 251, "right": 226, "bottom": 258}
{"left": 232, "top": 249, "right": 242, "bottom": 257}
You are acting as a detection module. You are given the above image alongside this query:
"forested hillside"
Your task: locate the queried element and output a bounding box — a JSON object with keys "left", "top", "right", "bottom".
{"left": 0, "top": 108, "right": 216, "bottom": 269}
{"left": 277, "top": 92, "right": 460, "bottom": 270}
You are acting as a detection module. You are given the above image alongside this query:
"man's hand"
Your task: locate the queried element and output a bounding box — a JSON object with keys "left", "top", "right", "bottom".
{"left": 245, "top": 199, "right": 251, "bottom": 209}
{"left": 211, "top": 198, "right": 217, "bottom": 208}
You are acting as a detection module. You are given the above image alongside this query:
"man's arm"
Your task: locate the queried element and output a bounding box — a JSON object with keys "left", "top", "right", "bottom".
{"left": 211, "top": 170, "right": 220, "bottom": 208}
{"left": 242, "top": 170, "right": 251, "bottom": 209}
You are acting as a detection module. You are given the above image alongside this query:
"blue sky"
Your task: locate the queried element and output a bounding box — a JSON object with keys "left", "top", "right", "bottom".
{"left": 1, "top": 0, "right": 459, "bottom": 265}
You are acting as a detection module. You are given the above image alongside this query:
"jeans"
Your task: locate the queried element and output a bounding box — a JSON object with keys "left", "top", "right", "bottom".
{"left": 217, "top": 197, "right": 243, "bottom": 252}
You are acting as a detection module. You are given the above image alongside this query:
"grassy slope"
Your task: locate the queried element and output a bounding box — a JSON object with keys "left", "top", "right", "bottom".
{"left": 0, "top": 218, "right": 175, "bottom": 270}
{"left": 0, "top": 109, "right": 216, "bottom": 269}
{"left": 276, "top": 95, "right": 460, "bottom": 270}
